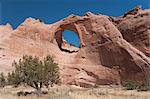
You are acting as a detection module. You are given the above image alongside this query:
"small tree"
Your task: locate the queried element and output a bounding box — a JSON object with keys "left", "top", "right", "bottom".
{"left": 7, "top": 55, "right": 60, "bottom": 95}
{"left": 0, "top": 72, "right": 6, "bottom": 87}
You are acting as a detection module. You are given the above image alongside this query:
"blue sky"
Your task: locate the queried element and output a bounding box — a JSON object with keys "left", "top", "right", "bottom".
{"left": 0, "top": 0, "right": 149, "bottom": 47}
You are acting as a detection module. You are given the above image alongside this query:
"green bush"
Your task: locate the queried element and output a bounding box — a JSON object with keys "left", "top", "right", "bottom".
{"left": 122, "top": 80, "right": 150, "bottom": 91}
{"left": 7, "top": 55, "right": 60, "bottom": 95}
{"left": 137, "top": 80, "right": 150, "bottom": 91}
{"left": 122, "top": 80, "right": 139, "bottom": 90}
{"left": 0, "top": 72, "right": 6, "bottom": 87}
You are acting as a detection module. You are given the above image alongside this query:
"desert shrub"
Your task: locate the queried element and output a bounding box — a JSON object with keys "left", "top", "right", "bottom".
{"left": 7, "top": 55, "right": 60, "bottom": 95}
{"left": 137, "top": 80, "right": 150, "bottom": 91}
{"left": 0, "top": 72, "right": 6, "bottom": 87}
{"left": 7, "top": 71, "right": 20, "bottom": 87}
{"left": 122, "top": 79, "right": 150, "bottom": 91}
{"left": 121, "top": 80, "right": 139, "bottom": 90}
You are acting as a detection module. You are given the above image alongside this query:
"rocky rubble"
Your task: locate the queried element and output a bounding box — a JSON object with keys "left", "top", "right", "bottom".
{"left": 0, "top": 7, "right": 150, "bottom": 87}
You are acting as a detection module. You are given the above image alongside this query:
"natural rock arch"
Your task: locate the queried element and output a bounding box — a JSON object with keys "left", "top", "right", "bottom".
{"left": 62, "top": 30, "right": 80, "bottom": 47}
{"left": 55, "top": 23, "right": 85, "bottom": 52}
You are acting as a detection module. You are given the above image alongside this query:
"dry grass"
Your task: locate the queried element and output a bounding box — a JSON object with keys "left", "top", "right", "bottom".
{"left": 0, "top": 85, "right": 150, "bottom": 99}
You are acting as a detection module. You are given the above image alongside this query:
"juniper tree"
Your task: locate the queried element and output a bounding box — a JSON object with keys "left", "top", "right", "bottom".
{"left": 7, "top": 55, "right": 60, "bottom": 95}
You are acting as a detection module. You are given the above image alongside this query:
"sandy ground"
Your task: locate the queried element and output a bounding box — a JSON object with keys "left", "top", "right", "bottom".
{"left": 0, "top": 85, "right": 150, "bottom": 99}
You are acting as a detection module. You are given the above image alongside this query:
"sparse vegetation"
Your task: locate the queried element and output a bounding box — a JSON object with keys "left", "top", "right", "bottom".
{"left": 122, "top": 79, "right": 150, "bottom": 91}
{"left": 0, "top": 72, "right": 6, "bottom": 87}
{"left": 6, "top": 55, "right": 60, "bottom": 95}
{"left": 137, "top": 80, "right": 150, "bottom": 91}
{"left": 122, "top": 80, "right": 139, "bottom": 90}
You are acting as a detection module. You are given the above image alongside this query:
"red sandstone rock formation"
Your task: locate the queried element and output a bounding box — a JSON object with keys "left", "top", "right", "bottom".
{"left": 0, "top": 8, "right": 150, "bottom": 87}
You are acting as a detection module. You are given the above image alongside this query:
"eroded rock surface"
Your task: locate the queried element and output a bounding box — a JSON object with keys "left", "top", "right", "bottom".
{"left": 115, "top": 9, "right": 150, "bottom": 57}
{"left": 0, "top": 8, "right": 150, "bottom": 87}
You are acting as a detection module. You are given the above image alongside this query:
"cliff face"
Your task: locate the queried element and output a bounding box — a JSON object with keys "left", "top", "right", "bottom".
{"left": 0, "top": 8, "right": 150, "bottom": 87}
{"left": 116, "top": 9, "right": 150, "bottom": 57}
